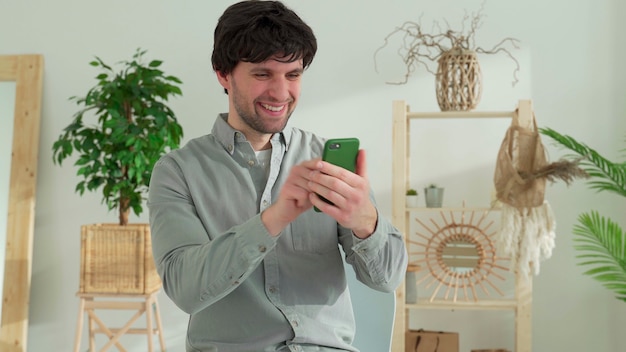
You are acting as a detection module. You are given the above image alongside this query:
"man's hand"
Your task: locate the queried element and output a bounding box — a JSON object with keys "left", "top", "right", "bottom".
{"left": 261, "top": 159, "right": 318, "bottom": 236}
{"left": 308, "top": 150, "right": 377, "bottom": 238}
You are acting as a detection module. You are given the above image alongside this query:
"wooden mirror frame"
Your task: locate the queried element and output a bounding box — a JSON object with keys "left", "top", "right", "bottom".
{"left": 0, "top": 55, "right": 43, "bottom": 352}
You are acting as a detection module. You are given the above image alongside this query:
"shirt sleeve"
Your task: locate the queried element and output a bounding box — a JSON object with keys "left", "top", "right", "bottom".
{"left": 148, "top": 156, "right": 277, "bottom": 314}
{"left": 341, "top": 207, "right": 408, "bottom": 293}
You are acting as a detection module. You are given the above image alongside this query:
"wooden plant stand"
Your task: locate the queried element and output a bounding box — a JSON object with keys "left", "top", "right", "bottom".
{"left": 73, "top": 291, "right": 165, "bottom": 352}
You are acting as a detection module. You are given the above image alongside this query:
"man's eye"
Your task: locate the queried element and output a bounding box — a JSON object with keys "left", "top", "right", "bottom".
{"left": 287, "top": 73, "right": 301, "bottom": 80}
{"left": 255, "top": 73, "right": 269, "bottom": 78}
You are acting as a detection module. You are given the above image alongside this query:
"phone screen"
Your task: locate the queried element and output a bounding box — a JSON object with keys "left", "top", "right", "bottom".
{"left": 314, "top": 138, "right": 360, "bottom": 212}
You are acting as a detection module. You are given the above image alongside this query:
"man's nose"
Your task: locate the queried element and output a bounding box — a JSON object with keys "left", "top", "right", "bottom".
{"left": 267, "top": 77, "right": 290, "bottom": 101}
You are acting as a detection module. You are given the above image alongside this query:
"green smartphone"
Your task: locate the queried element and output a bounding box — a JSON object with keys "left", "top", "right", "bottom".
{"left": 314, "top": 138, "right": 360, "bottom": 212}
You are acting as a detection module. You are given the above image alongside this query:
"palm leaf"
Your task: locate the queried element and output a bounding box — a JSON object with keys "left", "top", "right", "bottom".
{"left": 573, "top": 211, "right": 626, "bottom": 303}
{"left": 539, "top": 127, "right": 626, "bottom": 198}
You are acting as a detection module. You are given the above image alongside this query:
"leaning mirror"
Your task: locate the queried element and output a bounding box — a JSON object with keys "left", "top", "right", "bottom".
{"left": 0, "top": 55, "right": 44, "bottom": 352}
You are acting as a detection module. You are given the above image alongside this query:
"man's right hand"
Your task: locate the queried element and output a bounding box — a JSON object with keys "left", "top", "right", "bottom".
{"left": 260, "top": 158, "right": 321, "bottom": 236}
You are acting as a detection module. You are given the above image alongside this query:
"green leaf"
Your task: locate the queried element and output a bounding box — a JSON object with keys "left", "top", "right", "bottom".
{"left": 539, "top": 127, "right": 626, "bottom": 198}
{"left": 542, "top": 126, "right": 626, "bottom": 303}
{"left": 572, "top": 211, "right": 626, "bottom": 302}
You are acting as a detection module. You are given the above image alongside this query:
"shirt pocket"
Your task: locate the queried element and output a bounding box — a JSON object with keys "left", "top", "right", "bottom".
{"left": 289, "top": 212, "right": 338, "bottom": 254}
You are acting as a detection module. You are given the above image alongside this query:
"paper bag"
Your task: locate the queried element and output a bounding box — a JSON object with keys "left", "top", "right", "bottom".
{"left": 405, "top": 329, "right": 459, "bottom": 352}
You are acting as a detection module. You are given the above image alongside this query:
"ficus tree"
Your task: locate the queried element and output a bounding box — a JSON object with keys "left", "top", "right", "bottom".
{"left": 52, "top": 48, "right": 184, "bottom": 225}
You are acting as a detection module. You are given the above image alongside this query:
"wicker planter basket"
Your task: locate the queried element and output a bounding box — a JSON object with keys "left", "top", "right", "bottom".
{"left": 79, "top": 223, "right": 161, "bottom": 294}
{"left": 435, "top": 48, "right": 482, "bottom": 111}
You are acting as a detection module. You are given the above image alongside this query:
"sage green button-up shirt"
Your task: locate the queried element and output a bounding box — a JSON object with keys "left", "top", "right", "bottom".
{"left": 148, "top": 114, "right": 407, "bottom": 352}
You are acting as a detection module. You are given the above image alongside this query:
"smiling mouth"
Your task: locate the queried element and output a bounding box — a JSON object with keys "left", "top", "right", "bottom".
{"left": 260, "top": 103, "right": 286, "bottom": 112}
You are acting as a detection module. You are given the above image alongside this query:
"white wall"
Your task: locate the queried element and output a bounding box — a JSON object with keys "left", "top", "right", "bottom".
{"left": 1, "top": 0, "right": 625, "bottom": 351}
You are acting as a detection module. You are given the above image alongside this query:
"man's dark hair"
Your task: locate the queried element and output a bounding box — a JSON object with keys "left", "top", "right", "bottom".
{"left": 212, "top": 0, "right": 317, "bottom": 76}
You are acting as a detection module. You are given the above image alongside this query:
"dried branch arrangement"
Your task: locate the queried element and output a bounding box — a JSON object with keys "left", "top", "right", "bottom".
{"left": 374, "top": 3, "right": 521, "bottom": 85}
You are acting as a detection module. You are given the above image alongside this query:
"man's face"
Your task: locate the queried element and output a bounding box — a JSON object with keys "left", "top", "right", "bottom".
{"left": 217, "top": 57, "right": 303, "bottom": 137}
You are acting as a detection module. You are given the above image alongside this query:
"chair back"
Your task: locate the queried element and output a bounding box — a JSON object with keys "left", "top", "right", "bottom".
{"left": 345, "top": 262, "right": 396, "bottom": 352}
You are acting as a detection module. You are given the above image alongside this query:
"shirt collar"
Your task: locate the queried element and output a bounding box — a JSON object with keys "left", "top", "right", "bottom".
{"left": 212, "top": 113, "right": 291, "bottom": 154}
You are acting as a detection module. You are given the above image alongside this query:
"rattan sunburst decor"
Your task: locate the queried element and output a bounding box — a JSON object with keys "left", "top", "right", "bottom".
{"left": 408, "top": 207, "right": 511, "bottom": 303}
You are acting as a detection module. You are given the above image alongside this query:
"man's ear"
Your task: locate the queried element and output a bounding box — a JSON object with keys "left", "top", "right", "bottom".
{"left": 216, "top": 70, "right": 230, "bottom": 90}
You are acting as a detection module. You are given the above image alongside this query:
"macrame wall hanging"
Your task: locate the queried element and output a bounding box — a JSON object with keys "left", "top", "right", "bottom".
{"left": 493, "top": 101, "right": 586, "bottom": 278}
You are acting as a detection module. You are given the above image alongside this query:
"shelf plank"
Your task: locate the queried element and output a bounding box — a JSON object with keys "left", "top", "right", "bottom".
{"left": 407, "top": 111, "right": 515, "bottom": 119}
{"left": 407, "top": 299, "right": 517, "bottom": 310}
{"left": 405, "top": 206, "right": 500, "bottom": 212}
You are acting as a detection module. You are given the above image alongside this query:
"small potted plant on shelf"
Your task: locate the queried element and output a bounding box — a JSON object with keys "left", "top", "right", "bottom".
{"left": 51, "top": 48, "right": 184, "bottom": 294}
{"left": 406, "top": 188, "right": 419, "bottom": 208}
{"left": 424, "top": 184, "right": 444, "bottom": 208}
{"left": 374, "top": 3, "right": 520, "bottom": 111}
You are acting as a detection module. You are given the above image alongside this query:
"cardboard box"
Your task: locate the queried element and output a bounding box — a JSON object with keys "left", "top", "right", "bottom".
{"left": 405, "top": 329, "right": 459, "bottom": 352}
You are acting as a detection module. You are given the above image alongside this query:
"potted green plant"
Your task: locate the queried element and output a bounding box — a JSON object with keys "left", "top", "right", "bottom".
{"left": 540, "top": 127, "right": 626, "bottom": 302}
{"left": 51, "top": 48, "right": 184, "bottom": 294}
{"left": 406, "top": 188, "right": 419, "bottom": 208}
{"left": 424, "top": 184, "right": 444, "bottom": 208}
{"left": 374, "top": 4, "right": 520, "bottom": 111}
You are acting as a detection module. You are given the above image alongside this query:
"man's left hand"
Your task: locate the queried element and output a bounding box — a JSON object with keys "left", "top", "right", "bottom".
{"left": 308, "top": 149, "right": 377, "bottom": 238}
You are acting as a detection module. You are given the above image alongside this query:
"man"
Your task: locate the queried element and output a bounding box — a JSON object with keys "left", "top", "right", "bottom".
{"left": 148, "top": 1, "right": 407, "bottom": 351}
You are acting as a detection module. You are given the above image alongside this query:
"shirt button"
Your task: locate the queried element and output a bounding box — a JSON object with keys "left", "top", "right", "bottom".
{"left": 227, "top": 145, "right": 233, "bottom": 152}
{"left": 248, "top": 160, "right": 255, "bottom": 166}
{"left": 268, "top": 286, "right": 277, "bottom": 293}
{"left": 292, "top": 320, "right": 299, "bottom": 327}
{"left": 262, "top": 200, "right": 269, "bottom": 206}
{"left": 259, "top": 245, "right": 267, "bottom": 253}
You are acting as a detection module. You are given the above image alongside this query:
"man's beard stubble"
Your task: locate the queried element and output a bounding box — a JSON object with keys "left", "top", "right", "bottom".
{"left": 231, "top": 81, "right": 293, "bottom": 134}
